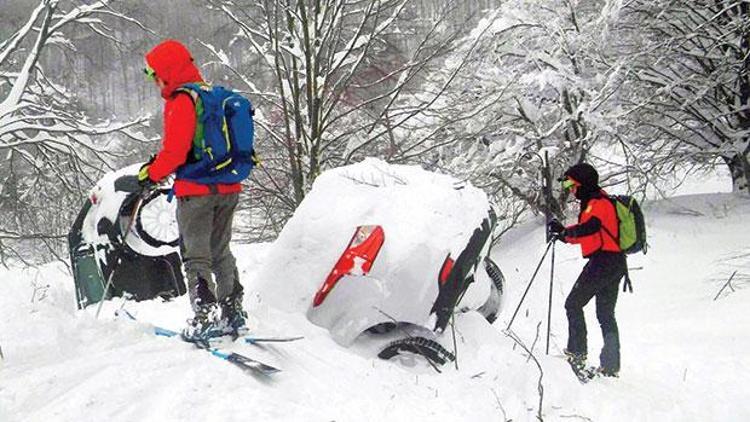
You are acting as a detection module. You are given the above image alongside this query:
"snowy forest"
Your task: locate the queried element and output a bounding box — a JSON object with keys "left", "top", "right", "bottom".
{"left": 2, "top": 0, "right": 747, "bottom": 262}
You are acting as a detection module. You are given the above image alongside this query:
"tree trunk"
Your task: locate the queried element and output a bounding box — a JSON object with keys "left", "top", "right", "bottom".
{"left": 724, "top": 151, "right": 750, "bottom": 194}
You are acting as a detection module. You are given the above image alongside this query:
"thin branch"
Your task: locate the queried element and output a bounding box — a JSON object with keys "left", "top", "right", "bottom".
{"left": 713, "top": 270, "right": 738, "bottom": 301}
{"left": 505, "top": 324, "right": 545, "bottom": 422}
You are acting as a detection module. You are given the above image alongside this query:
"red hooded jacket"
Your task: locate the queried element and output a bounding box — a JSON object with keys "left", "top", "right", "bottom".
{"left": 144, "top": 40, "right": 241, "bottom": 197}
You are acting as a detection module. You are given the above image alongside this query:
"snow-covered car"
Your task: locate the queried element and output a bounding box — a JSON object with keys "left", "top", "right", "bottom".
{"left": 68, "top": 164, "right": 185, "bottom": 308}
{"left": 254, "top": 158, "right": 505, "bottom": 365}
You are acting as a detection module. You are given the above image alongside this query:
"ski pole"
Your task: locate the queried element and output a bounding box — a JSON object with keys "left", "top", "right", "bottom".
{"left": 545, "top": 239, "right": 556, "bottom": 355}
{"left": 506, "top": 239, "right": 554, "bottom": 331}
{"left": 94, "top": 190, "right": 148, "bottom": 319}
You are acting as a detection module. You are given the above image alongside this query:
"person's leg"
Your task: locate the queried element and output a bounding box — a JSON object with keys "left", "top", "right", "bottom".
{"left": 210, "top": 193, "right": 246, "bottom": 332}
{"left": 596, "top": 280, "right": 619, "bottom": 373}
{"left": 595, "top": 254, "right": 626, "bottom": 374}
{"left": 211, "top": 193, "right": 240, "bottom": 301}
{"left": 565, "top": 261, "right": 598, "bottom": 357}
{"left": 176, "top": 195, "right": 224, "bottom": 340}
{"left": 176, "top": 195, "right": 217, "bottom": 311}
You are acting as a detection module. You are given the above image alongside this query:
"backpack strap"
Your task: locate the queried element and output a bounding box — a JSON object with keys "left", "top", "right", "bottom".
{"left": 601, "top": 224, "right": 618, "bottom": 244}
{"left": 174, "top": 84, "right": 208, "bottom": 162}
{"left": 175, "top": 82, "right": 216, "bottom": 103}
{"left": 598, "top": 196, "right": 621, "bottom": 249}
{"left": 174, "top": 84, "right": 201, "bottom": 103}
{"left": 622, "top": 260, "right": 633, "bottom": 293}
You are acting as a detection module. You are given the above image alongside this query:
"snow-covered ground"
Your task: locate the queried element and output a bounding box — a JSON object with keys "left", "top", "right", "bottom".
{"left": 1, "top": 188, "right": 749, "bottom": 421}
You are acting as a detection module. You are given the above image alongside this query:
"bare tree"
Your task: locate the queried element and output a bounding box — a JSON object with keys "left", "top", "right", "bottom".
{"left": 0, "top": 0, "right": 149, "bottom": 263}
{"left": 199, "top": 0, "right": 471, "bottom": 237}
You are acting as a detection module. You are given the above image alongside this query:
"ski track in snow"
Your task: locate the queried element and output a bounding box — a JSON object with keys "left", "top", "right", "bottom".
{"left": 1, "top": 193, "right": 749, "bottom": 421}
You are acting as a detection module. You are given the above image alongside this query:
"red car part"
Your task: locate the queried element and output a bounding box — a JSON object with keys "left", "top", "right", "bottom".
{"left": 313, "top": 225, "right": 385, "bottom": 307}
{"left": 438, "top": 255, "right": 454, "bottom": 286}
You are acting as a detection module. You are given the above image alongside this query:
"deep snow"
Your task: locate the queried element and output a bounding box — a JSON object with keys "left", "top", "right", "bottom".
{"left": 1, "top": 189, "right": 749, "bottom": 421}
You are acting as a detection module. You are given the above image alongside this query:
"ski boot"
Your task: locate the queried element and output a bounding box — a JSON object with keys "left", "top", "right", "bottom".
{"left": 564, "top": 349, "right": 595, "bottom": 382}
{"left": 218, "top": 292, "right": 248, "bottom": 337}
{"left": 181, "top": 302, "right": 221, "bottom": 343}
{"left": 594, "top": 366, "right": 619, "bottom": 378}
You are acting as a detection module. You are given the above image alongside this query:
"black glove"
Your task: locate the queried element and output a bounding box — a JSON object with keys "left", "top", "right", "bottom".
{"left": 547, "top": 219, "right": 566, "bottom": 241}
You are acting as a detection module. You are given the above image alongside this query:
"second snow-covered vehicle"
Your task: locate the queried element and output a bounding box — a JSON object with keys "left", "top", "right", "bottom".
{"left": 68, "top": 164, "right": 186, "bottom": 309}
{"left": 254, "top": 158, "right": 505, "bottom": 366}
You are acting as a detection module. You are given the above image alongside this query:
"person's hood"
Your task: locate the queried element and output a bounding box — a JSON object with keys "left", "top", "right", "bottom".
{"left": 145, "top": 40, "right": 203, "bottom": 99}
{"left": 563, "top": 163, "right": 600, "bottom": 201}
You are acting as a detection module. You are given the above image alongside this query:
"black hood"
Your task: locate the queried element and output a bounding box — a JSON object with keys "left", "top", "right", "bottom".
{"left": 563, "top": 163, "right": 600, "bottom": 201}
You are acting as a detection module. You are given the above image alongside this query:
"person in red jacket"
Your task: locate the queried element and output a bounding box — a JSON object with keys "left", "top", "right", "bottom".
{"left": 137, "top": 40, "right": 247, "bottom": 341}
{"left": 547, "top": 163, "right": 626, "bottom": 377}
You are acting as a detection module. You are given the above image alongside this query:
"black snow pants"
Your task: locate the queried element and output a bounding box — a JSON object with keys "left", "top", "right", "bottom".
{"left": 565, "top": 251, "right": 627, "bottom": 372}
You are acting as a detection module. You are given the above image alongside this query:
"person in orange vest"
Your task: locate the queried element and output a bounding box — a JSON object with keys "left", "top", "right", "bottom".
{"left": 547, "top": 163, "right": 626, "bottom": 377}
{"left": 138, "top": 40, "right": 247, "bottom": 341}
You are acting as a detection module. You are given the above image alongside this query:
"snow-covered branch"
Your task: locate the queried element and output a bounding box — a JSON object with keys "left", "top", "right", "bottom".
{"left": 622, "top": 0, "right": 750, "bottom": 193}
{"left": 0, "top": 0, "right": 150, "bottom": 263}
{"left": 202, "top": 0, "right": 470, "bottom": 228}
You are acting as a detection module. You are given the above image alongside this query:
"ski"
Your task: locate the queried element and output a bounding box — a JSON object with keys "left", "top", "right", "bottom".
{"left": 243, "top": 335, "right": 304, "bottom": 344}
{"left": 119, "top": 310, "right": 280, "bottom": 375}
{"left": 192, "top": 341, "right": 281, "bottom": 375}
{"left": 151, "top": 324, "right": 281, "bottom": 375}
{"left": 205, "top": 332, "right": 304, "bottom": 345}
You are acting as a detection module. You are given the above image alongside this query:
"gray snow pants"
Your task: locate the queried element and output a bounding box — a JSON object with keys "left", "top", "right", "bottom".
{"left": 176, "top": 193, "right": 241, "bottom": 311}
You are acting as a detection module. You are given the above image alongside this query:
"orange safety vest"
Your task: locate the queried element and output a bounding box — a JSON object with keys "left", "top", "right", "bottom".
{"left": 566, "top": 196, "right": 621, "bottom": 257}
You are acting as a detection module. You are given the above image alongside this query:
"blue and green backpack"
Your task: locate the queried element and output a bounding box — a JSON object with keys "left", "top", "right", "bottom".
{"left": 175, "top": 83, "right": 256, "bottom": 185}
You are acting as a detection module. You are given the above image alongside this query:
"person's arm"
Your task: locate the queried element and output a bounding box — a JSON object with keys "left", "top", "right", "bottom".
{"left": 565, "top": 217, "right": 601, "bottom": 239}
{"left": 148, "top": 93, "right": 196, "bottom": 182}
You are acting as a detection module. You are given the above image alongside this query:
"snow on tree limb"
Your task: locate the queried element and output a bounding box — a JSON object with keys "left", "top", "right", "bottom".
{"left": 0, "top": 2, "right": 47, "bottom": 69}
{"left": 197, "top": 0, "right": 476, "bottom": 237}
{"left": 622, "top": 0, "right": 749, "bottom": 193}
{"left": 0, "top": 0, "right": 150, "bottom": 262}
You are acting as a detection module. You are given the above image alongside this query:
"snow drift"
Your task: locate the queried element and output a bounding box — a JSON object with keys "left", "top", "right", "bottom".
{"left": 1, "top": 170, "right": 749, "bottom": 421}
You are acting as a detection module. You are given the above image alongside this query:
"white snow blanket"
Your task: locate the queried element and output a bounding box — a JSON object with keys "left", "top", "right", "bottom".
{"left": 1, "top": 170, "right": 749, "bottom": 421}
